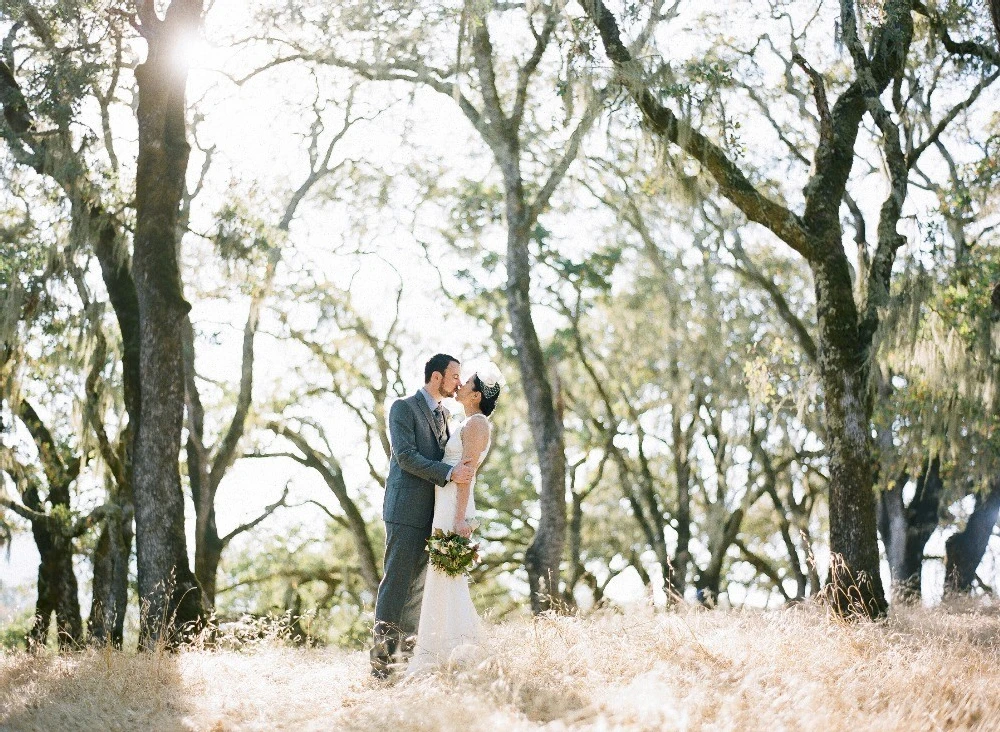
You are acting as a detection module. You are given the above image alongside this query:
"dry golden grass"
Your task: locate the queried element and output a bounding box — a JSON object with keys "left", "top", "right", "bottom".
{"left": 2, "top": 602, "right": 999, "bottom": 731}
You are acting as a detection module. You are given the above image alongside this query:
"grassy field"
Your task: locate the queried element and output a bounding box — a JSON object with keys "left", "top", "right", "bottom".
{"left": 1, "top": 602, "right": 998, "bottom": 731}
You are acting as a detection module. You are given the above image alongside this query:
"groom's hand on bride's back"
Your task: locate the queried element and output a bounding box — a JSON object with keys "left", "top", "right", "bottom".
{"left": 452, "top": 458, "right": 474, "bottom": 485}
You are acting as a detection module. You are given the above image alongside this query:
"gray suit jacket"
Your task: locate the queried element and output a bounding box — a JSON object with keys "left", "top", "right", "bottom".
{"left": 382, "top": 392, "right": 453, "bottom": 529}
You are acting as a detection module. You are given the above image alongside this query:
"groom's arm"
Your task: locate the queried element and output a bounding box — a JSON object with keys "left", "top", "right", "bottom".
{"left": 389, "top": 399, "right": 453, "bottom": 487}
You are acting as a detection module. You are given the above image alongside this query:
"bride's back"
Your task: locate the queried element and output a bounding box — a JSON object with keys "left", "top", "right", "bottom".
{"left": 434, "top": 415, "right": 491, "bottom": 530}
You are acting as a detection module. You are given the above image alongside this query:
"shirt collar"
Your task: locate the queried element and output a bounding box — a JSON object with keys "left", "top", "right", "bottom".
{"left": 420, "top": 387, "right": 441, "bottom": 411}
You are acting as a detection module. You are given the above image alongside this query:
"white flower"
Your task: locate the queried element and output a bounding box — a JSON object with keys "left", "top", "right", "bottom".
{"left": 476, "top": 361, "right": 506, "bottom": 389}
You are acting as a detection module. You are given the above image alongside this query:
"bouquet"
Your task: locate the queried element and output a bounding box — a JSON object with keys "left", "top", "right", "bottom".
{"left": 426, "top": 528, "right": 481, "bottom": 577}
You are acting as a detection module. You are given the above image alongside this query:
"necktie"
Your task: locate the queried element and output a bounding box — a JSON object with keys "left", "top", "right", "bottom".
{"left": 433, "top": 405, "right": 446, "bottom": 444}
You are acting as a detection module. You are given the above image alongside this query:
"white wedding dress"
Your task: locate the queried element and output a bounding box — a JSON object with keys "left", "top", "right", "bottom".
{"left": 408, "top": 414, "right": 490, "bottom": 674}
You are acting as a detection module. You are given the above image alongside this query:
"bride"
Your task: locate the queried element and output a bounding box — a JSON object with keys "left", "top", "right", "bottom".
{"left": 408, "top": 364, "right": 503, "bottom": 674}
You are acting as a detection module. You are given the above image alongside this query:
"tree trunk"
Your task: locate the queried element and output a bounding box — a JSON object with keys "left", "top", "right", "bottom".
{"left": 462, "top": 15, "right": 577, "bottom": 614}
{"left": 29, "top": 545, "right": 82, "bottom": 650}
{"left": 813, "top": 256, "right": 887, "bottom": 617}
{"left": 564, "top": 490, "right": 585, "bottom": 607}
{"left": 85, "top": 337, "right": 137, "bottom": 649}
{"left": 195, "top": 528, "right": 224, "bottom": 609}
{"left": 696, "top": 509, "right": 744, "bottom": 606}
{"left": 131, "top": 1, "right": 206, "bottom": 647}
{"left": 507, "top": 209, "right": 567, "bottom": 613}
{"left": 183, "top": 315, "right": 221, "bottom": 608}
{"left": 612, "top": 447, "right": 673, "bottom": 601}
{"left": 670, "top": 406, "right": 691, "bottom": 597}
{"left": 89, "top": 217, "right": 139, "bottom": 648}
{"left": 23, "top": 484, "right": 82, "bottom": 649}
{"left": 93, "top": 215, "right": 142, "bottom": 427}
{"left": 88, "top": 496, "right": 134, "bottom": 647}
{"left": 944, "top": 480, "right": 1000, "bottom": 593}
{"left": 14, "top": 403, "right": 84, "bottom": 649}
{"left": 877, "top": 458, "right": 942, "bottom": 602}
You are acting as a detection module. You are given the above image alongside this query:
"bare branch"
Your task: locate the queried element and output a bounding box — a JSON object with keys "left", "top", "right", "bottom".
{"left": 220, "top": 484, "right": 290, "bottom": 545}
{"left": 279, "top": 86, "right": 364, "bottom": 231}
{"left": 208, "top": 252, "right": 278, "bottom": 492}
{"left": 791, "top": 53, "right": 832, "bottom": 147}
{"left": 314, "top": 54, "right": 489, "bottom": 142}
{"left": 471, "top": 20, "right": 509, "bottom": 136}
{"left": 908, "top": 69, "right": 1000, "bottom": 168}
{"left": 512, "top": 4, "right": 557, "bottom": 128}
{"left": 267, "top": 421, "right": 380, "bottom": 591}
{"left": 725, "top": 232, "right": 818, "bottom": 364}
{"left": 734, "top": 538, "right": 792, "bottom": 601}
{"left": 297, "top": 499, "right": 349, "bottom": 529}
{"left": 529, "top": 86, "right": 609, "bottom": 224}
{"left": 225, "top": 54, "right": 307, "bottom": 86}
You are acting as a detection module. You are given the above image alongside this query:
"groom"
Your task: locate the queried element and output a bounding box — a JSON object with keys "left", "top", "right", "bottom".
{"left": 370, "top": 353, "right": 474, "bottom": 678}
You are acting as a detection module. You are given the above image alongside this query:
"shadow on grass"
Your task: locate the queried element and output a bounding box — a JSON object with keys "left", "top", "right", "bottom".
{"left": 886, "top": 601, "right": 1000, "bottom": 650}
{"left": 0, "top": 648, "right": 190, "bottom": 732}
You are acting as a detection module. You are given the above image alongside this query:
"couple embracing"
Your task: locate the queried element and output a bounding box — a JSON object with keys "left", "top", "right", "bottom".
{"left": 370, "top": 353, "right": 504, "bottom": 678}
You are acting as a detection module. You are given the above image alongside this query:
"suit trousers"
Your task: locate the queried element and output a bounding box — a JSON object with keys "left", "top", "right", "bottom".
{"left": 372, "top": 521, "right": 429, "bottom": 665}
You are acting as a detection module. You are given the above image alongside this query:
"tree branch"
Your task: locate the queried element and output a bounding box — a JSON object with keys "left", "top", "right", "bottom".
{"left": 69, "top": 503, "right": 113, "bottom": 538}
{"left": 791, "top": 52, "right": 832, "bottom": 148}
{"left": 471, "top": 19, "right": 509, "bottom": 136}
{"left": 512, "top": 4, "right": 557, "bottom": 128}
{"left": 267, "top": 421, "right": 380, "bottom": 591}
{"left": 0, "top": 494, "right": 48, "bottom": 525}
{"left": 83, "top": 327, "right": 127, "bottom": 489}
{"left": 220, "top": 484, "right": 290, "bottom": 546}
{"left": 841, "top": 0, "right": 911, "bottom": 336}
{"left": 314, "top": 54, "right": 489, "bottom": 143}
{"left": 907, "top": 68, "right": 1000, "bottom": 167}
{"left": 208, "top": 253, "right": 276, "bottom": 493}
{"left": 528, "top": 86, "right": 609, "bottom": 224}
{"left": 18, "top": 400, "right": 79, "bottom": 487}
{"left": 580, "top": 0, "right": 810, "bottom": 257}
{"left": 912, "top": 1, "right": 1000, "bottom": 68}
{"left": 297, "top": 498, "right": 349, "bottom": 529}
{"left": 0, "top": 59, "right": 33, "bottom": 134}
{"left": 734, "top": 538, "right": 792, "bottom": 600}
{"left": 725, "top": 230, "right": 818, "bottom": 363}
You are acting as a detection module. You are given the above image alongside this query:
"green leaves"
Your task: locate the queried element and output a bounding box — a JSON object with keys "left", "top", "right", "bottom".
{"left": 538, "top": 241, "right": 622, "bottom": 294}
{"left": 449, "top": 178, "right": 504, "bottom": 237}
{"left": 213, "top": 198, "right": 281, "bottom": 276}
{"left": 935, "top": 249, "right": 1000, "bottom": 349}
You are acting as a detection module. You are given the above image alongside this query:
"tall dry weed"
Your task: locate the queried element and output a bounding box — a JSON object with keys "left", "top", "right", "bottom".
{"left": 2, "top": 602, "right": 999, "bottom": 730}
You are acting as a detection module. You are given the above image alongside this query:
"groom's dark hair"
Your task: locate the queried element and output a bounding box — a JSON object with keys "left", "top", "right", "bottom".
{"left": 425, "top": 353, "right": 459, "bottom": 383}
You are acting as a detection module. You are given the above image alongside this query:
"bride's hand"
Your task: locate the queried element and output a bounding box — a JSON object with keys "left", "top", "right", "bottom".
{"left": 454, "top": 519, "right": 472, "bottom": 538}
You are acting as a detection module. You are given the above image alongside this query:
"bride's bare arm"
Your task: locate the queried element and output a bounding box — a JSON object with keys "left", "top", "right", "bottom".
{"left": 454, "top": 415, "right": 490, "bottom": 535}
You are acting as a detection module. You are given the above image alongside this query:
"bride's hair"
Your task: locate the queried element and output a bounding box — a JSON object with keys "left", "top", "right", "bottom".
{"left": 472, "top": 375, "right": 501, "bottom": 416}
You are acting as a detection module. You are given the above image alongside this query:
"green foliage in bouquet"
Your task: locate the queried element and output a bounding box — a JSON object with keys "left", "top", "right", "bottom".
{"left": 426, "top": 528, "right": 480, "bottom": 577}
